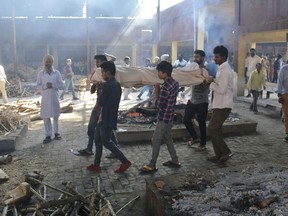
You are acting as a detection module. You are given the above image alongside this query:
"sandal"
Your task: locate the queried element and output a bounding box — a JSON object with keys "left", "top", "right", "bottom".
{"left": 140, "top": 165, "right": 158, "bottom": 172}
{"left": 54, "top": 133, "right": 62, "bottom": 140}
{"left": 217, "top": 153, "right": 233, "bottom": 163}
{"left": 162, "top": 160, "right": 181, "bottom": 167}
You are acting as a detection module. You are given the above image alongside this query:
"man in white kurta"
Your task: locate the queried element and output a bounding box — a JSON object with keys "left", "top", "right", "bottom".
{"left": 36, "top": 55, "right": 64, "bottom": 144}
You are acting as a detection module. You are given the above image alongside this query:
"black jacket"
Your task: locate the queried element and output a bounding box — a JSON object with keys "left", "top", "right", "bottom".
{"left": 99, "top": 77, "right": 121, "bottom": 130}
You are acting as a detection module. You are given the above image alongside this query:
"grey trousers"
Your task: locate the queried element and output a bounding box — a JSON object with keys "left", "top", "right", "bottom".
{"left": 207, "top": 108, "right": 232, "bottom": 157}
{"left": 150, "top": 121, "right": 178, "bottom": 167}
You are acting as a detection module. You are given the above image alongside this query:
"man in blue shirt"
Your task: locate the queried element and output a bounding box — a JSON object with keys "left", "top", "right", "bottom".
{"left": 273, "top": 54, "right": 282, "bottom": 83}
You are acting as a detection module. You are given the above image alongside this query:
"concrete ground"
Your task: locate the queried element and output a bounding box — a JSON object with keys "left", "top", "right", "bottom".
{"left": 0, "top": 90, "right": 286, "bottom": 215}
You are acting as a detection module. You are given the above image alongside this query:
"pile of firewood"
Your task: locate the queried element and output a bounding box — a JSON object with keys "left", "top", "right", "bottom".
{"left": 0, "top": 108, "right": 24, "bottom": 135}
{"left": 0, "top": 99, "right": 73, "bottom": 122}
{"left": 1, "top": 173, "right": 139, "bottom": 216}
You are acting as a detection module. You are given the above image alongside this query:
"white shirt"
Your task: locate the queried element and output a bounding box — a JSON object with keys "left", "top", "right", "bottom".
{"left": 0, "top": 65, "right": 7, "bottom": 83}
{"left": 210, "top": 61, "right": 233, "bottom": 109}
{"left": 245, "top": 55, "right": 261, "bottom": 77}
{"left": 181, "top": 62, "right": 199, "bottom": 71}
{"left": 173, "top": 59, "right": 187, "bottom": 68}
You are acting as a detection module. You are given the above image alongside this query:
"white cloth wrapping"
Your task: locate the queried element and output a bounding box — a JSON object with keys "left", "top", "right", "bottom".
{"left": 91, "top": 66, "right": 209, "bottom": 87}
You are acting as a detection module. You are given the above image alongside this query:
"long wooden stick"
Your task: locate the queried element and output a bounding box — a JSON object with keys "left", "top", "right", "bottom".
{"left": 36, "top": 195, "right": 84, "bottom": 209}
{"left": 27, "top": 177, "right": 73, "bottom": 197}
{"left": 115, "top": 196, "right": 140, "bottom": 215}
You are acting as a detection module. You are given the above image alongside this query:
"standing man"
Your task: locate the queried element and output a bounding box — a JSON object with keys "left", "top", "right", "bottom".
{"left": 207, "top": 45, "right": 234, "bottom": 163}
{"left": 60, "top": 58, "right": 78, "bottom": 100}
{"left": 183, "top": 50, "right": 210, "bottom": 151}
{"left": 247, "top": 63, "right": 265, "bottom": 114}
{"left": 277, "top": 63, "right": 288, "bottom": 142}
{"left": 273, "top": 54, "right": 282, "bottom": 83}
{"left": 0, "top": 64, "right": 9, "bottom": 104}
{"left": 173, "top": 54, "right": 187, "bottom": 68}
{"left": 87, "top": 61, "right": 131, "bottom": 173}
{"left": 142, "top": 61, "right": 180, "bottom": 172}
{"left": 123, "top": 56, "right": 132, "bottom": 100}
{"left": 245, "top": 48, "right": 261, "bottom": 97}
{"left": 36, "top": 55, "right": 64, "bottom": 144}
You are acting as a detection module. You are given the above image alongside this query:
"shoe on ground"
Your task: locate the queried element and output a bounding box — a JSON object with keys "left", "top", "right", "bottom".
{"left": 246, "top": 94, "right": 251, "bottom": 97}
{"left": 43, "top": 136, "right": 51, "bottom": 144}
{"left": 79, "top": 148, "right": 94, "bottom": 155}
{"left": 54, "top": 133, "right": 62, "bottom": 140}
{"left": 106, "top": 153, "right": 117, "bottom": 159}
{"left": 141, "top": 164, "right": 158, "bottom": 172}
{"left": 207, "top": 156, "right": 220, "bottom": 163}
{"left": 188, "top": 138, "right": 200, "bottom": 147}
{"left": 162, "top": 160, "right": 181, "bottom": 167}
{"left": 217, "top": 153, "right": 233, "bottom": 163}
{"left": 87, "top": 164, "right": 101, "bottom": 173}
{"left": 115, "top": 161, "right": 132, "bottom": 173}
{"left": 73, "top": 97, "right": 79, "bottom": 100}
{"left": 194, "top": 144, "right": 207, "bottom": 151}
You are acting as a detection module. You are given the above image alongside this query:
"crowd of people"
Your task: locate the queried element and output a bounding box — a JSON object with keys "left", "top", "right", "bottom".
{"left": 2, "top": 43, "right": 285, "bottom": 174}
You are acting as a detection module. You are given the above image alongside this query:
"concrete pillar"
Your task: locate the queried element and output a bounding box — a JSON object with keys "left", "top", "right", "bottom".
{"left": 237, "top": 35, "right": 247, "bottom": 96}
{"left": 197, "top": 8, "right": 206, "bottom": 50}
{"left": 132, "top": 44, "right": 137, "bottom": 66}
{"left": 46, "top": 44, "right": 50, "bottom": 55}
{"left": 152, "top": 44, "right": 158, "bottom": 58}
{"left": 171, "top": 41, "right": 178, "bottom": 63}
{"left": 52, "top": 46, "right": 59, "bottom": 69}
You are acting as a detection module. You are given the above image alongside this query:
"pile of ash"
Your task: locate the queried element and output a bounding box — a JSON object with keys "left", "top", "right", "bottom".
{"left": 167, "top": 166, "right": 288, "bottom": 216}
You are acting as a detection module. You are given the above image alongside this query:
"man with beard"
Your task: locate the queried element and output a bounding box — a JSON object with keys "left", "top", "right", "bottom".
{"left": 183, "top": 50, "right": 210, "bottom": 151}
{"left": 36, "top": 55, "right": 64, "bottom": 144}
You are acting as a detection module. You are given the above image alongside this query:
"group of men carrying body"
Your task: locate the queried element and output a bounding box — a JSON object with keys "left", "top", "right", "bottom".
{"left": 36, "top": 45, "right": 234, "bottom": 173}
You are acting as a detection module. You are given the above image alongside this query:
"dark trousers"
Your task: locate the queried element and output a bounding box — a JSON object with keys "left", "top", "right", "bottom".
{"left": 87, "top": 110, "right": 117, "bottom": 151}
{"left": 184, "top": 101, "right": 208, "bottom": 145}
{"left": 94, "top": 123, "right": 128, "bottom": 166}
{"left": 250, "top": 90, "right": 259, "bottom": 112}
{"left": 207, "top": 108, "right": 232, "bottom": 157}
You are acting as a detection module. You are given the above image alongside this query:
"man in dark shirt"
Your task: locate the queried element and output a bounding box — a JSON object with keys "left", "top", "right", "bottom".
{"left": 79, "top": 55, "right": 118, "bottom": 156}
{"left": 184, "top": 50, "right": 210, "bottom": 151}
{"left": 273, "top": 54, "right": 282, "bottom": 83}
{"left": 87, "top": 61, "right": 131, "bottom": 173}
{"left": 142, "top": 61, "right": 180, "bottom": 172}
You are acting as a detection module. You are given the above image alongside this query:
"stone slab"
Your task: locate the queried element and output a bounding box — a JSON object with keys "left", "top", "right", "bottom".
{"left": 117, "top": 117, "right": 257, "bottom": 143}
{"left": 0, "top": 123, "right": 28, "bottom": 153}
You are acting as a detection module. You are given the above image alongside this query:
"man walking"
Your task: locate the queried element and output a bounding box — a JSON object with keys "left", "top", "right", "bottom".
{"left": 79, "top": 55, "right": 118, "bottom": 157}
{"left": 184, "top": 50, "right": 210, "bottom": 151}
{"left": 245, "top": 48, "right": 261, "bottom": 97}
{"left": 36, "top": 55, "right": 64, "bottom": 144}
{"left": 60, "top": 58, "right": 78, "bottom": 100}
{"left": 207, "top": 45, "right": 234, "bottom": 163}
{"left": 142, "top": 61, "right": 180, "bottom": 172}
{"left": 277, "top": 63, "right": 288, "bottom": 142}
{"left": 247, "top": 63, "right": 265, "bottom": 114}
{"left": 87, "top": 61, "right": 131, "bottom": 173}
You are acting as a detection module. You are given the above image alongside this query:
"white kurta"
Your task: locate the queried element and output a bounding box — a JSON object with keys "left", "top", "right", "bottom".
{"left": 36, "top": 69, "right": 64, "bottom": 118}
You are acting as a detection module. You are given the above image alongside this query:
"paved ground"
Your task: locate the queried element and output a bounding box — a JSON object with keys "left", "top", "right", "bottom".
{"left": 0, "top": 90, "right": 286, "bottom": 215}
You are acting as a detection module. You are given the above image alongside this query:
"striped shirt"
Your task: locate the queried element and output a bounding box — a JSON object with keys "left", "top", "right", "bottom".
{"left": 156, "top": 77, "right": 179, "bottom": 123}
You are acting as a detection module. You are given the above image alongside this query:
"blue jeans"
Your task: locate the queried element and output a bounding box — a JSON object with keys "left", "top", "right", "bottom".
{"left": 94, "top": 123, "right": 128, "bottom": 166}
{"left": 60, "top": 78, "right": 76, "bottom": 99}
{"left": 87, "top": 110, "right": 117, "bottom": 151}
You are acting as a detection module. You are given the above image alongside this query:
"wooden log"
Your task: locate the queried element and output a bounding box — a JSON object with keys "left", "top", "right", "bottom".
{"left": 36, "top": 195, "right": 84, "bottom": 209}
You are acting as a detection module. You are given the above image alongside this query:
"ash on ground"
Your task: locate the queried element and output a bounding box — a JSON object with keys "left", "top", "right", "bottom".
{"left": 168, "top": 166, "right": 288, "bottom": 216}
